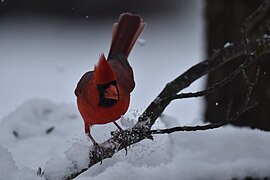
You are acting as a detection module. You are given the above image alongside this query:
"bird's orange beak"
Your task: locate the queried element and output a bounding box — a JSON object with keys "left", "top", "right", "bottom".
{"left": 104, "top": 84, "right": 119, "bottom": 100}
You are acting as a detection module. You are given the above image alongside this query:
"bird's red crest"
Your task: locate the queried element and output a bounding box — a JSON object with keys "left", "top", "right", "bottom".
{"left": 94, "top": 53, "right": 116, "bottom": 85}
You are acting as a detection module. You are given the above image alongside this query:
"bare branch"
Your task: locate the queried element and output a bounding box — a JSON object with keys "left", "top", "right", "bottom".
{"left": 150, "top": 103, "right": 258, "bottom": 134}
{"left": 241, "top": 0, "right": 270, "bottom": 34}
{"left": 243, "top": 66, "right": 261, "bottom": 106}
{"left": 164, "top": 53, "right": 256, "bottom": 102}
{"left": 150, "top": 66, "right": 260, "bottom": 135}
{"left": 225, "top": 99, "right": 234, "bottom": 120}
{"left": 137, "top": 36, "right": 270, "bottom": 129}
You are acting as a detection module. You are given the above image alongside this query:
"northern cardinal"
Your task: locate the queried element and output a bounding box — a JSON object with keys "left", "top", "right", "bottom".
{"left": 75, "top": 13, "right": 145, "bottom": 144}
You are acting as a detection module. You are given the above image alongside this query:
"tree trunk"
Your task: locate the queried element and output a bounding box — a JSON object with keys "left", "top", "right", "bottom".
{"left": 204, "top": 0, "right": 270, "bottom": 130}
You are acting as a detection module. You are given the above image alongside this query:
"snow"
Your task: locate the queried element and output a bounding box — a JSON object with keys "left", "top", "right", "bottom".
{"left": 0, "top": 146, "right": 17, "bottom": 180}
{"left": 1, "top": 99, "right": 270, "bottom": 180}
{"left": 224, "top": 42, "right": 231, "bottom": 48}
{"left": 137, "top": 38, "right": 146, "bottom": 46}
{"left": 0, "top": 145, "right": 42, "bottom": 180}
{"left": 1, "top": 1, "right": 270, "bottom": 179}
{"left": 44, "top": 157, "right": 75, "bottom": 180}
{"left": 64, "top": 143, "right": 90, "bottom": 170}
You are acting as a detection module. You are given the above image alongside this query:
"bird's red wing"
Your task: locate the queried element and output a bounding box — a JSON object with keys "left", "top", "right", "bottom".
{"left": 74, "top": 71, "right": 93, "bottom": 97}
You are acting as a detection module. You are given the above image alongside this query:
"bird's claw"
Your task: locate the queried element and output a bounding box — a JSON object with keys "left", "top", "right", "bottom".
{"left": 89, "top": 143, "right": 103, "bottom": 165}
{"left": 115, "top": 130, "right": 129, "bottom": 156}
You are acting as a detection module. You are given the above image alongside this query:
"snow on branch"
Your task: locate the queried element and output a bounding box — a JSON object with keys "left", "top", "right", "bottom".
{"left": 44, "top": 1, "right": 270, "bottom": 179}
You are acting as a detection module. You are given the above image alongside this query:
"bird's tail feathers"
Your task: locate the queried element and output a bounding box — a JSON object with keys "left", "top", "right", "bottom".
{"left": 108, "top": 13, "right": 145, "bottom": 60}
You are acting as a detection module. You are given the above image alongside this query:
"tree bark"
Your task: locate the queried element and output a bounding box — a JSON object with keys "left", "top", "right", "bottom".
{"left": 204, "top": 0, "right": 270, "bottom": 130}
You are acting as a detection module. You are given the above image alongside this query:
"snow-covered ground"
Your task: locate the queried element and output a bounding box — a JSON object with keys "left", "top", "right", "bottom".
{"left": 1, "top": 99, "right": 270, "bottom": 180}
{"left": 1, "top": 1, "right": 270, "bottom": 179}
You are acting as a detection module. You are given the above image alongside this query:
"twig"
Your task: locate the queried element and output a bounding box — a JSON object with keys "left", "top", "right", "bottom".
{"left": 241, "top": 0, "right": 270, "bottom": 34}
{"left": 150, "top": 66, "right": 260, "bottom": 135}
{"left": 164, "top": 56, "right": 252, "bottom": 102}
{"left": 243, "top": 66, "right": 261, "bottom": 106}
{"left": 225, "top": 99, "right": 233, "bottom": 120}
{"left": 150, "top": 103, "right": 258, "bottom": 134}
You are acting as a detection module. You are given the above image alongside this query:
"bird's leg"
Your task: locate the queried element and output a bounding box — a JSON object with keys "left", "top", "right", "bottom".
{"left": 87, "top": 132, "right": 98, "bottom": 146}
{"left": 85, "top": 124, "right": 99, "bottom": 145}
{"left": 113, "top": 121, "right": 128, "bottom": 155}
{"left": 87, "top": 127, "right": 103, "bottom": 164}
{"left": 113, "top": 121, "right": 123, "bottom": 131}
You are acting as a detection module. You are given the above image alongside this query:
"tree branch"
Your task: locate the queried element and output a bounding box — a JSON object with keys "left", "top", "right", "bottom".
{"left": 150, "top": 66, "right": 260, "bottom": 135}
{"left": 241, "top": 0, "right": 270, "bottom": 34}
{"left": 137, "top": 34, "right": 270, "bottom": 128}
{"left": 150, "top": 103, "right": 257, "bottom": 134}
{"left": 163, "top": 51, "right": 257, "bottom": 102}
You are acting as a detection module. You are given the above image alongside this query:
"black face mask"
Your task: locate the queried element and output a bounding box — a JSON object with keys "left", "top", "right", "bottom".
{"left": 96, "top": 80, "right": 119, "bottom": 107}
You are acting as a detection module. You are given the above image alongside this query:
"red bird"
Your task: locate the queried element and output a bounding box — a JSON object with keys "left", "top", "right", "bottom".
{"left": 75, "top": 13, "right": 145, "bottom": 144}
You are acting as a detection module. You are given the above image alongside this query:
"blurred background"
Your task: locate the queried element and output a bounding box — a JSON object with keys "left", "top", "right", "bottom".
{"left": 204, "top": 0, "right": 270, "bottom": 130}
{"left": 0, "top": 0, "right": 194, "bottom": 17}
{"left": 0, "top": 0, "right": 204, "bottom": 123}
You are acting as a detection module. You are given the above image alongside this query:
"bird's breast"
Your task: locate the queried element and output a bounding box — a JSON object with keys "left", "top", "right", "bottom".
{"left": 77, "top": 86, "right": 130, "bottom": 125}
